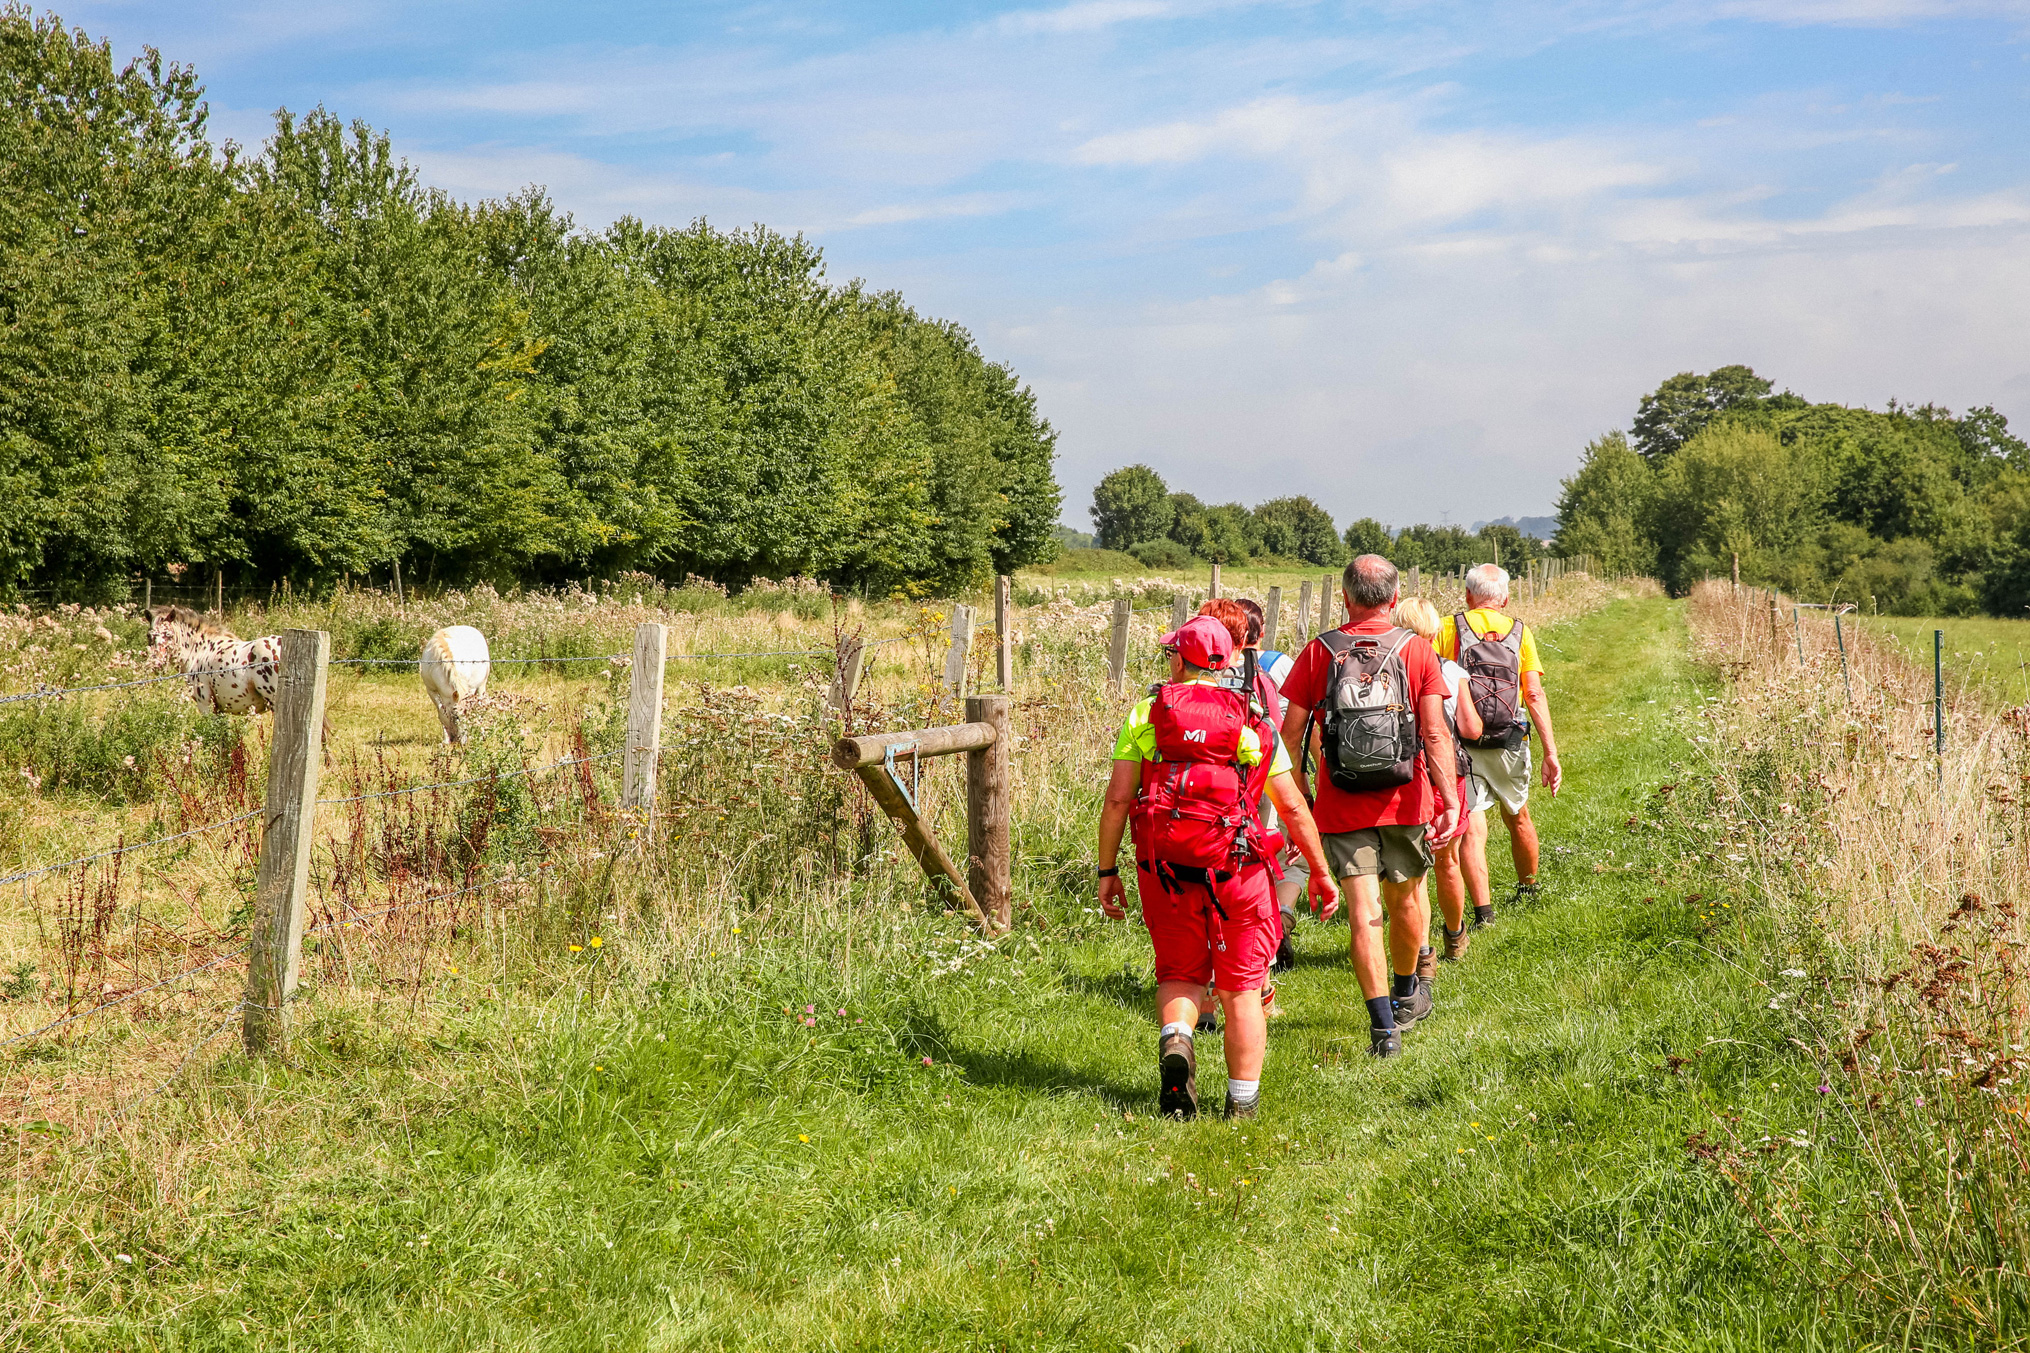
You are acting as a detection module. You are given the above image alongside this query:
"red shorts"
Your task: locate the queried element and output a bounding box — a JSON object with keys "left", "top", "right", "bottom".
{"left": 1136, "top": 858, "right": 1279, "bottom": 993}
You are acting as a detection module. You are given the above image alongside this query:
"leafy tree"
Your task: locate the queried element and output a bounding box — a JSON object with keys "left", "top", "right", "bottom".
{"left": 1166, "top": 493, "right": 1252, "bottom": 564}
{"left": 1251, "top": 496, "right": 1347, "bottom": 566}
{"left": 1090, "top": 465, "right": 1171, "bottom": 551}
{"left": 1631, "top": 364, "right": 1774, "bottom": 462}
{"left": 1553, "top": 432, "right": 1654, "bottom": 576}
{"left": 1342, "top": 517, "right": 1391, "bottom": 558}
{"left": 0, "top": 7, "right": 1063, "bottom": 598}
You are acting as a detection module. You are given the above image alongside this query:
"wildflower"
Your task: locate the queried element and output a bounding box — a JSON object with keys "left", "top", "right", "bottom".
{"left": 122, "top": 755, "right": 135, "bottom": 767}
{"left": 923, "top": 1057, "right": 933, "bottom": 1066}
{"left": 589, "top": 936, "right": 603, "bottom": 949}
{"left": 837, "top": 1008, "right": 847, "bottom": 1017}
{"left": 115, "top": 1253, "right": 133, "bottom": 1264}
{"left": 1817, "top": 1083, "right": 1831, "bottom": 1095}
{"left": 805, "top": 1005, "right": 815, "bottom": 1014}
{"left": 569, "top": 944, "right": 583, "bottom": 953}
{"left": 1915, "top": 1096, "right": 1926, "bottom": 1106}
{"left": 594, "top": 1065, "right": 603, "bottom": 1072}
{"left": 732, "top": 928, "right": 742, "bottom": 935}
{"left": 799, "top": 1134, "right": 809, "bottom": 1143}
{"left": 803, "top": 1017, "right": 815, "bottom": 1027}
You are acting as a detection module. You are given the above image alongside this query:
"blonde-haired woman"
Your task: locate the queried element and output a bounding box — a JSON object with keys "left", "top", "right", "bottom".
{"left": 1394, "top": 596, "right": 1483, "bottom": 960}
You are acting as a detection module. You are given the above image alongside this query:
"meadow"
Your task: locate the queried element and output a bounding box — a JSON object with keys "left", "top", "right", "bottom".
{"left": 0, "top": 568, "right": 2013, "bottom": 1349}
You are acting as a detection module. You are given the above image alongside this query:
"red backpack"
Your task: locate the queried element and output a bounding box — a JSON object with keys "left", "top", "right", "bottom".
{"left": 1131, "top": 681, "right": 1282, "bottom": 879}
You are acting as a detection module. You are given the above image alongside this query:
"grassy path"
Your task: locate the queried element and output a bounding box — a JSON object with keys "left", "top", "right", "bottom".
{"left": 57, "top": 597, "right": 1836, "bottom": 1351}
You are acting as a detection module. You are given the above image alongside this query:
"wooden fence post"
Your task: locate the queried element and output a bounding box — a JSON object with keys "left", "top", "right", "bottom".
{"left": 1264, "top": 586, "right": 1281, "bottom": 649}
{"left": 1409, "top": 565, "right": 1420, "bottom": 596}
{"left": 1295, "top": 580, "right": 1312, "bottom": 646}
{"left": 995, "top": 575, "right": 1012, "bottom": 690}
{"left": 392, "top": 558, "right": 405, "bottom": 609}
{"left": 623, "top": 622, "right": 666, "bottom": 811}
{"left": 142, "top": 578, "right": 151, "bottom": 613}
{"left": 1170, "top": 593, "right": 1188, "bottom": 632}
{"left": 1319, "top": 575, "right": 1335, "bottom": 632}
{"left": 944, "top": 605, "right": 974, "bottom": 695}
{"left": 830, "top": 635, "right": 866, "bottom": 715}
{"left": 1209, "top": 564, "right": 1222, "bottom": 599}
{"left": 966, "top": 694, "right": 1012, "bottom": 933}
{"left": 214, "top": 568, "right": 224, "bottom": 615}
{"left": 1731, "top": 553, "right": 1740, "bottom": 594}
{"left": 1107, "top": 599, "right": 1130, "bottom": 693}
{"left": 243, "top": 628, "right": 330, "bottom": 1056}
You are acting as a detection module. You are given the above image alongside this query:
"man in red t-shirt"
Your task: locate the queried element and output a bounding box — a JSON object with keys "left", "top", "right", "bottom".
{"left": 1278, "top": 555, "right": 1462, "bottom": 1057}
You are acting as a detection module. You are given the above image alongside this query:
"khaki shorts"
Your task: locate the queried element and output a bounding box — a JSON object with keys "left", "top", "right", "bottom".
{"left": 1323, "top": 825, "right": 1433, "bottom": 883}
{"left": 1468, "top": 743, "right": 1532, "bottom": 816}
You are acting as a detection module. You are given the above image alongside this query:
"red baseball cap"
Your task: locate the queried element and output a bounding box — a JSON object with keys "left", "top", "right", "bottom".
{"left": 1159, "top": 614, "right": 1234, "bottom": 670}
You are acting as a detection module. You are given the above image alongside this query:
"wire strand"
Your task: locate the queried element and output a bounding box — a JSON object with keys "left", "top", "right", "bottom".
{"left": 0, "top": 810, "right": 262, "bottom": 892}
{"left": 316, "top": 748, "right": 625, "bottom": 806}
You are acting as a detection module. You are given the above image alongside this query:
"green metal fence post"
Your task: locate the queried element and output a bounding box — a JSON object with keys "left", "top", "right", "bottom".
{"left": 1834, "top": 613, "right": 1851, "bottom": 703}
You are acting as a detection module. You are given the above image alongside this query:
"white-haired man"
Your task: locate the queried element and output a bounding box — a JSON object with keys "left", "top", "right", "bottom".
{"left": 1432, "top": 563, "right": 1562, "bottom": 945}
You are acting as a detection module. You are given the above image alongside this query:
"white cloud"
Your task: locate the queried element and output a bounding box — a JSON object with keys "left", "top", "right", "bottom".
{"left": 996, "top": 1, "right": 1175, "bottom": 36}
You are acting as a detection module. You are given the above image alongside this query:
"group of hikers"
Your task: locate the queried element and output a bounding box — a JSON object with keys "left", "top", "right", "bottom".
{"left": 1094, "top": 556, "right": 1562, "bottom": 1119}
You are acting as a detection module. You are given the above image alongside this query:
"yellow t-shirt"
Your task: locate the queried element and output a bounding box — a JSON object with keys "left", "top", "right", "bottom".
{"left": 1111, "top": 677, "right": 1294, "bottom": 776}
{"left": 1436, "top": 609, "right": 1542, "bottom": 677}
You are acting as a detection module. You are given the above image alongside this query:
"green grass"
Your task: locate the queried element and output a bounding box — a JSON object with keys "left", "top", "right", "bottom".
{"left": 1857, "top": 613, "right": 2030, "bottom": 709}
{"left": 20, "top": 598, "right": 1877, "bottom": 1350}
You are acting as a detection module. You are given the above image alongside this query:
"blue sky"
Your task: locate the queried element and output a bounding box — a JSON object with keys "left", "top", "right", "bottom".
{"left": 66, "top": 1, "right": 2030, "bottom": 531}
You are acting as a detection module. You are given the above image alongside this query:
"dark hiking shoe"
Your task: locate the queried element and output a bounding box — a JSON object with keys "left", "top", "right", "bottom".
{"left": 1473, "top": 905, "right": 1497, "bottom": 930}
{"left": 1513, "top": 881, "right": 1541, "bottom": 904}
{"left": 1391, "top": 977, "right": 1433, "bottom": 1032}
{"left": 1369, "top": 1027, "right": 1402, "bottom": 1058}
{"left": 1195, "top": 1008, "right": 1220, "bottom": 1035}
{"left": 1223, "top": 1096, "right": 1259, "bottom": 1121}
{"left": 1159, "top": 1032, "right": 1198, "bottom": 1120}
{"left": 1441, "top": 924, "right": 1471, "bottom": 962}
{"left": 1415, "top": 944, "right": 1437, "bottom": 982}
{"left": 1273, "top": 928, "right": 1296, "bottom": 973}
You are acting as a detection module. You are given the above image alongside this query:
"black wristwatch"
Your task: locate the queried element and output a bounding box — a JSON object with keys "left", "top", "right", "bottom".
{"left": 1095, "top": 866, "right": 1119, "bottom": 878}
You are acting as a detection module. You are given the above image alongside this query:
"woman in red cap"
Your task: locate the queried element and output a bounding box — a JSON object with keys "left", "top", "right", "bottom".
{"left": 1093, "top": 613, "right": 1338, "bottom": 1120}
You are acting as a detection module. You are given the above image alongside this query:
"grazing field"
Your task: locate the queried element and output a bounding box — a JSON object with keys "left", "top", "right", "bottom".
{"left": 1855, "top": 612, "right": 2030, "bottom": 709}
{"left": 7, "top": 572, "right": 2009, "bottom": 1349}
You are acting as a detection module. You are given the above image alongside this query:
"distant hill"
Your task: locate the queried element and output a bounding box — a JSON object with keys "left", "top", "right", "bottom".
{"left": 1051, "top": 524, "right": 1096, "bottom": 550}
{"left": 1471, "top": 515, "right": 1558, "bottom": 540}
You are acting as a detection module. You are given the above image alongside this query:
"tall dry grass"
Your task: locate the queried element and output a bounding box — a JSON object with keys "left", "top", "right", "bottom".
{"left": 1680, "top": 581, "right": 2030, "bottom": 1340}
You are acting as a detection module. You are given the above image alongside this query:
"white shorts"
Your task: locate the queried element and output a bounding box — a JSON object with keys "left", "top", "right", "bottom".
{"left": 1467, "top": 743, "right": 1532, "bottom": 816}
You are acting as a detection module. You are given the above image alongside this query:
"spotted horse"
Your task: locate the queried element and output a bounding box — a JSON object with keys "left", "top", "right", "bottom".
{"left": 145, "top": 606, "right": 284, "bottom": 715}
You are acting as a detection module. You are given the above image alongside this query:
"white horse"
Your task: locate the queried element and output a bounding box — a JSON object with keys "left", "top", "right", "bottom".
{"left": 146, "top": 606, "right": 281, "bottom": 714}
{"left": 420, "top": 625, "right": 490, "bottom": 744}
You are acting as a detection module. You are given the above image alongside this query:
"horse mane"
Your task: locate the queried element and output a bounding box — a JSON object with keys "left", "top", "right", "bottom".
{"left": 148, "top": 604, "right": 236, "bottom": 640}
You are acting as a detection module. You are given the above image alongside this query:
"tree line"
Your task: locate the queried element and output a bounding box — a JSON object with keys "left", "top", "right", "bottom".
{"left": 0, "top": 10, "right": 1061, "bottom": 601}
{"left": 1554, "top": 365, "right": 2030, "bottom": 614}
{"left": 1088, "top": 464, "right": 1550, "bottom": 575}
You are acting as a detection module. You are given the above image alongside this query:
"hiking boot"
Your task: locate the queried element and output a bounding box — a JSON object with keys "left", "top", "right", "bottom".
{"left": 1273, "top": 928, "right": 1296, "bottom": 973}
{"left": 1513, "top": 881, "right": 1541, "bottom": 904}
{"left": 1158, "top": 1032, "right": 1198, "bottom": 1120}
{"left": 1369, "top": 1027, "right": 1402, "bottom": 1058}
{"left": 1441, "top": 924, "right": 1471, "bottom": 962}
{"left": 1415, "top": 944, "right": 1437, "bottom": 982}
{"left": 1195, "top": 1007, "right": 1220, "bottom": 1035}
{"left": 1391, "top": 977, "right": 1433, "bottom": 1032}
{"left": 1223, "top": 1096, "right": 1259, "bottom": 1121}
{"left": 1473, "top": 905, "right": 1497, "bottom": 930}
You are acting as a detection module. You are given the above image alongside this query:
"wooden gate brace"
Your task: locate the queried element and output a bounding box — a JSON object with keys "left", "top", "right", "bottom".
{"left": 832, "top": 695, "right": 1012, "bottom": 934}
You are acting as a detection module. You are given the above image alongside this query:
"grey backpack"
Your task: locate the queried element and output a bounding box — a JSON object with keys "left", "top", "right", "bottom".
{"left": 1314, "top": 628, "right": 1420, "bottom": 793}
{"left": 1456, "top": 612, "right": 1529, "bottom": 750}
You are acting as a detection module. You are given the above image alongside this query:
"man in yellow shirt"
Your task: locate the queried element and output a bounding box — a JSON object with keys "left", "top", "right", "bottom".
{"left": 1434, "top": 563, "right": 1563, "bottom": 933}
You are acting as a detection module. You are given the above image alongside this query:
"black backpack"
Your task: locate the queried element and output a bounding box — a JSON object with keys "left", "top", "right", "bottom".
{"left": 1455, "top": 612, "right": 1529, "bottom": 750}
{"left": 1309, "top": 629, "right": 1420, "bottom": 793}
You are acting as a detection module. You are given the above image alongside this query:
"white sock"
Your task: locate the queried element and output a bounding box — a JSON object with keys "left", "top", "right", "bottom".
{"left": 1161, "top": 1022, "right": 1194, "bottom": 1041}
{"left": 1227, "top": 1078, "right": 1259, "bottom": 1103}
